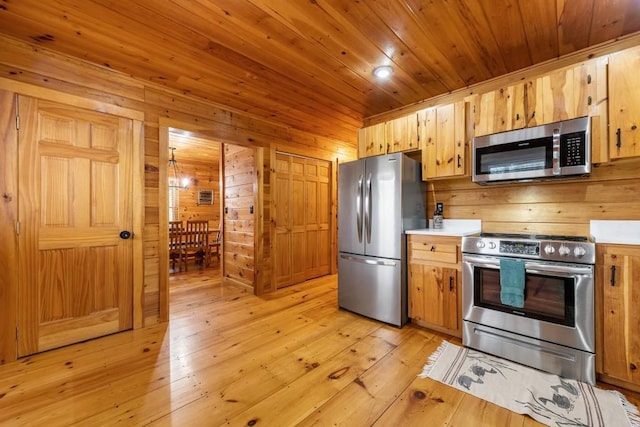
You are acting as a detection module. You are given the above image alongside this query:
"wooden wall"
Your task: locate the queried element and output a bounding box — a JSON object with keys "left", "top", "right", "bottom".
{"left": 427, "top": 157, "right": 640, "bottom": 237}
{"left": 0, "top": 34, "right": 356, "bottom": 347}
{"left": 175, "top": 160, "right": 221, "bottom": 227}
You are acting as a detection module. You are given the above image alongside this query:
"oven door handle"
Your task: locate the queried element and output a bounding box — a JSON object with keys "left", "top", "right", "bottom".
{"left": 463, "top": 255, "right": 593, "bottom": 276}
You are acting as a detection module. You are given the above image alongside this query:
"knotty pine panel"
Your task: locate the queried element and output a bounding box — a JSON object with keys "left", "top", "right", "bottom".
{"left": 175, "top": 160, "right": 222, "bottom": 228}
{"left": 427, "top": 158, "right": 640, "bottom": 237}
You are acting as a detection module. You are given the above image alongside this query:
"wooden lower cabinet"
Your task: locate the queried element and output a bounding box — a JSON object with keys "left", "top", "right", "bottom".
{"left": 408, "top": 234, "right": 461, "bottom": 337}
{"left": 597, "top": 244, "right": 640, "bottom": 390}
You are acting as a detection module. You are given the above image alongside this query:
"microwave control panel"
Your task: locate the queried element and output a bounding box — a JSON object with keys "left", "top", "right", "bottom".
{"left": 560, "top": 131, "right": 586, "bottom": 167}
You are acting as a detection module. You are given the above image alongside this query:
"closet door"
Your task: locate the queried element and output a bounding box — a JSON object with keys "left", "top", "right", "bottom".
{"left": 274, "top": 153, "right": 331, "bottom": 288}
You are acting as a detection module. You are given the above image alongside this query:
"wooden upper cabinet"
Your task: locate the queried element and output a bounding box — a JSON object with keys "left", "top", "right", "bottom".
{"left": 386, "top": 114, "right": 419, "bottom": 153}
{"left": 420, "top": 101, "right": 466, "bottom": 180}
{"left": 472, "top": 80, "right": 538, "bottom": 137}
{"left": 608, "top": 46, "right": 640, "bottom": 160}
{"left": 357, "top": 122, "right": 386, "bottom": 157}
{"left": 537, "top": 61, "right": 605, "bottom": 125}
{"left": 471, "top": 58, "right": 608, "bottom": 146}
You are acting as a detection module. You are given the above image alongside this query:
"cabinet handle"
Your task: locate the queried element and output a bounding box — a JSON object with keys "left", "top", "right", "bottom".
{"left": 516, "top": 113, "right": 520, "bottom": 121}
{"left": 457, "top": 154, "right": 461, "bottom": 168}
{"left": 616, "top": 128, "right": 622, "bottom": 148}
{"left": 587, "top": 96, "right": 592, "bottom": 106}
{"left": 587, "top": 74, "right": 592, "bottom": 84}
{"left": 430, "top": 245, "right": 436, "bottom": 252}
{"left": 449, "top": 276, "right": 454, "bottom": 292}
{"left": 631, "top": 363, "right": 638, "bottom": 371}
{"left": 610, "top": 265, "right": 616, "bottom": 286}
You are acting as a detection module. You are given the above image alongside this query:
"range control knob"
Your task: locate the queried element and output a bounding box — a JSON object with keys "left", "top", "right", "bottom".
{"left": 558, "top": 245, "right": 571, "bottom": 256}
{"left": 574, "top": 246, "right": 587, "bottom": 257}
{"left": 488, "top": 242, "right": 497, "bottom": 249}
{"left": 544, "top": 244, "right": 555, "bottom": 255}
{"left": 476, "top": 241, "right": 486, "bottom": 248}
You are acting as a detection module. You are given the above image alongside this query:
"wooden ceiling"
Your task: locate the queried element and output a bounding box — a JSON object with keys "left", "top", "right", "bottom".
{"left": 1, "top": 1, "right": 640, "bottom": 142}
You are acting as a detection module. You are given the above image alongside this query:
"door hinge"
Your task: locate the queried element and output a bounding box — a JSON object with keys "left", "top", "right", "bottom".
{"left": 15, "top": 221, "right": 20, "bottom": 235}
{"left": 15, "top": 114, "right": 19, "bottom": 130}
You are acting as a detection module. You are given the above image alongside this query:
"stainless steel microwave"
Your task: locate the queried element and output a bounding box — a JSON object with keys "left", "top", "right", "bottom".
{"left": 472, "top": 116, "right": 590, "bottom": 185}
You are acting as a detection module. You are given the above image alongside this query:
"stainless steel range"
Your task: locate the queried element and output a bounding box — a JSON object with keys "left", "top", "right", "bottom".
{"left": 461, "top": 233, "right": 596, "bottom": 384}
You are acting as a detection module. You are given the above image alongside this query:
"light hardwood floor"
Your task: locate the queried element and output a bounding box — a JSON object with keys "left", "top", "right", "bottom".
{"left": 1, "top": 269, "right": 638, "bottom": 426}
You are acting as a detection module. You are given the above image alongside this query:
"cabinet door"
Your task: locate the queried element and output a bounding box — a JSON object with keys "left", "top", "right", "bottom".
{"left": 357, "top": 122, "right": 386, "bottom": 158}
{"left": 472, "top": 82, "right": 537, "bottom": 137}
{"left": 386, "top": 114, "right": 419, "bottom": 153}
{"left": 409, "top": 263, "right": 457, "bottom": 331}
{"left": 538, "top": 67, "right": 575, "bottom": 124}
{"left": 423, "top": 266, "right": 458, "bottom": 331}
{"left": 420, "top": 102, "right": 466, "bottom": 179}
{"left": 602, "top": 246, "right": 640, "bottom": 384}
{"left": 577, "top": 58, "right": 609, "bottom": 163}
{"left": 609, "top": 46, "right": 640, "bottom": 159}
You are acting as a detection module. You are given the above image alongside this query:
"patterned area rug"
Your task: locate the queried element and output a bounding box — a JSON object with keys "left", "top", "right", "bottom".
{"left": 420, "top": 341, "right": 640, "bottom": 427}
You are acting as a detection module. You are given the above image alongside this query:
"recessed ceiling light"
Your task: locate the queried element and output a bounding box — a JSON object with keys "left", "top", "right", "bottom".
{"left": 373, "top": 65, "right": 393, "bottom": 79}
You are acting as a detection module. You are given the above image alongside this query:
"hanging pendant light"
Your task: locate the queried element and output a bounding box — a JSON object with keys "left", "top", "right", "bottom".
{"left": 168, "top": 147, "right": 188, "bottom": 190}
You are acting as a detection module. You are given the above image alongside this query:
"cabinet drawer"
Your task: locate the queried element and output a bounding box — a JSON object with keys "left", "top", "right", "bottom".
{"left": 410, "top": 240, "right": 459, "bottom": 264}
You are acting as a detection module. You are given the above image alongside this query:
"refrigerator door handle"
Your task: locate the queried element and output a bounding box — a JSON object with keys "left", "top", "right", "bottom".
{"left": 365, "top": 173, "right": 372, "bottom": 243}
{"left": 340, "top": 254, "right": 397, "bottom": 267}
{"left": 356, "top": 175, "right": 363, "bottom": 243}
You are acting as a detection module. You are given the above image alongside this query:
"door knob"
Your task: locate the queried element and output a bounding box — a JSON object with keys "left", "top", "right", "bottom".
{"left": 119, "top": 230, "right": 132, "bottom": 239}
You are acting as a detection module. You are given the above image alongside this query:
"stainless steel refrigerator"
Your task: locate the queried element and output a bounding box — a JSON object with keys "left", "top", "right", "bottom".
{"left": 338, "top": 153, "right": 426, "bottom": 327}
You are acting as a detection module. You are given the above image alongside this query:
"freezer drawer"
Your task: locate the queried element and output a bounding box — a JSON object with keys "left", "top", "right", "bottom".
{"left": 338, "top": 253, "right": 406, "bottom": 327}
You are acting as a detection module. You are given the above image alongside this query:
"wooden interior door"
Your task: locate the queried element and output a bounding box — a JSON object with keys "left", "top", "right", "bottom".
{"left": 223, "top": 144, "right": 255, "bottom": 288}
{"left": 274, "top": 153, "right": 331, "bottom": 288}
{"left": 304, "top": 159, "right": 331, "bottom": 280}
{"left": 17, "top": 96, "right": 134, "bottom": 357}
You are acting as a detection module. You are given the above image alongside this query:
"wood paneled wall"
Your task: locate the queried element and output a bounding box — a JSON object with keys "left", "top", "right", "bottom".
{"left": 175, "top": 160, "right": 221, "bottom": 227}
{"left": 427, "top": 159, "right": 640, "bottom": 237}
{"left": 0, "top": 34, "right": 355, "bottom": 354}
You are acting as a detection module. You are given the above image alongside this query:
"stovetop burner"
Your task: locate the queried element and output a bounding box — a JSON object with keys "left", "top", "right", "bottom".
{"left": 479, "top": 233, "right": 589, "bottom": 242}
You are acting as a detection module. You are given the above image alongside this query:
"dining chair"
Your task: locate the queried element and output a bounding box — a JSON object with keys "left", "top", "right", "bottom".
{"left": 184, "top": 220, "right": 209, "bottom": 270}
{"left": 208, "top": 229, "right": 221, "bottom": 264}
{"left": 169, "top": 220, "right": 185, "bottom": 272}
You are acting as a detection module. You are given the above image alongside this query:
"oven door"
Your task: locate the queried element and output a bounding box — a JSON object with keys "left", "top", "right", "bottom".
{"left": 462, "top": 254, "right": 594, "bottom": 353}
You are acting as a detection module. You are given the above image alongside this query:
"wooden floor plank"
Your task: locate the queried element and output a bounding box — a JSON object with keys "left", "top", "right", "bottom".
{"left": 0, "top": 268, "right": 638, "bottom": 427}
{"left": 297, "top": 329, "right": 440, "bottom": 425}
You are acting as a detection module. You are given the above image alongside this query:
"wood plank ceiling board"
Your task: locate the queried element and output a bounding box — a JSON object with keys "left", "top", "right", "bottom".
{"left": 1, "top": 0, "right": 640, "bottom": 143}
{"left": 514, "top": 0, "right": 560, "bottom": 64}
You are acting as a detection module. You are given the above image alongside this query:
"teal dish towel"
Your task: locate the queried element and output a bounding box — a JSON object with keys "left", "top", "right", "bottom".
{"left": 500, "top": 258, "right": 525, "bottom": 308}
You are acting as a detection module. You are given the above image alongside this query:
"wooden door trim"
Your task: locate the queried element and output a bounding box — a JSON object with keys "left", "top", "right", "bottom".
{"left": 0, "top": 91, "right": 18, "bottom": 364}
{"left": 0, "top": 80, "right": 145, "bottom": 334}
{"left": 0, "top": 77, "right": 144, "bottom": 121}
{"left": 131, "top": 119, "right": 145, "bottom": 329}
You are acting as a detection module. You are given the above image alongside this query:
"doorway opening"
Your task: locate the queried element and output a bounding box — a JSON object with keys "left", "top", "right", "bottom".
{"left": 166, "top": 129, "right": 223, "bottom": 282}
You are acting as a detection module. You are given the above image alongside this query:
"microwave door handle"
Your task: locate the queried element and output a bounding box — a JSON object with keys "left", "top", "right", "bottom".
{"left": 552, "top": 128, "right": 561, "bottom": 175}
{"left": 356, "top": 175, "right": 363, "bottom": 243}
